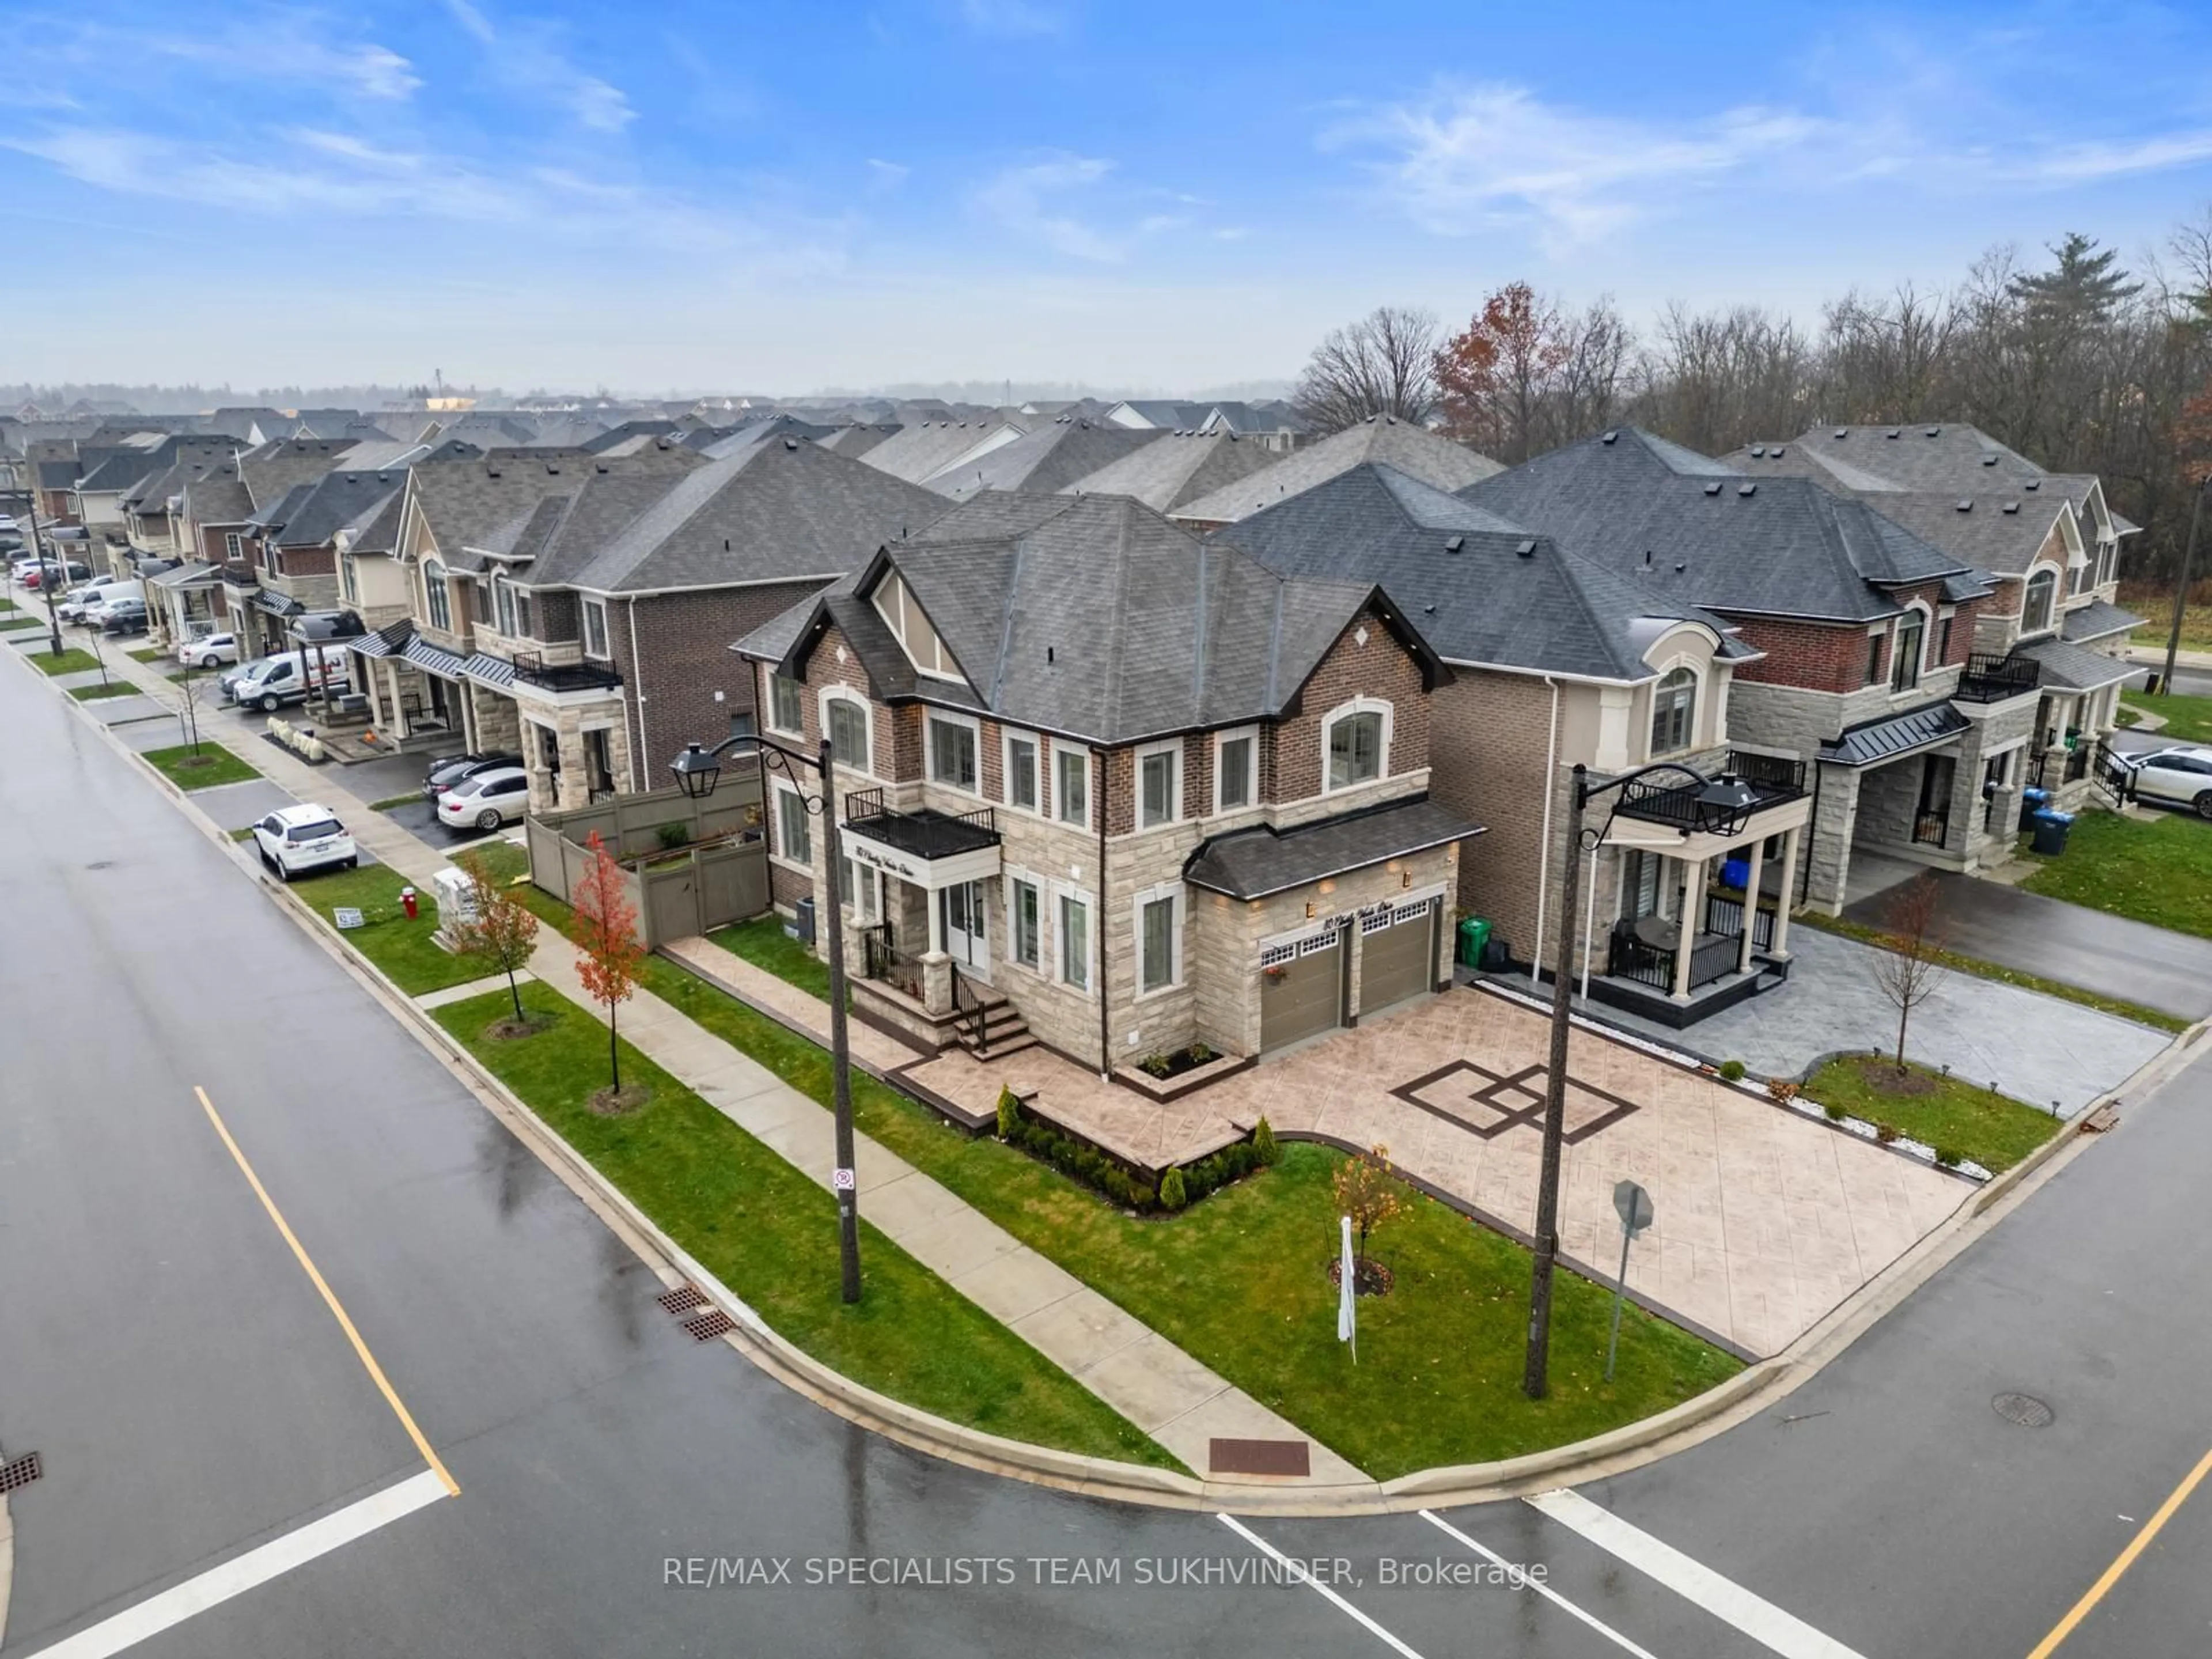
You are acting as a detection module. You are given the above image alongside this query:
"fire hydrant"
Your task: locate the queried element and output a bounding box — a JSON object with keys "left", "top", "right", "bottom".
{"left": 400, "top": 885, "right": 418, "bottom": 920}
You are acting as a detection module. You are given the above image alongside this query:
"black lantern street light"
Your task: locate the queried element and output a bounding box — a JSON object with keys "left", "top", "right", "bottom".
{"left": 671, "top": 730, "right": 862, "bottom": 1305}
{"left": 1523, "top": 760, "right": 1759, "bottom": 1400}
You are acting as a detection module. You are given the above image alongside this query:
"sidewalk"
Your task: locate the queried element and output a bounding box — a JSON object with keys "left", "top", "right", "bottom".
{"left": 59, "top": 642, "right": 1362, "bottom": 1485}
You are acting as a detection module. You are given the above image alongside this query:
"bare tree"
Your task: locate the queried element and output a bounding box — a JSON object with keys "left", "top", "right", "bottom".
{"left": 1868, "top": 874, "right": 1950, "bottom": 1074}
{"left": 1294, "top": 305, "right": 1441, "bottom": 433}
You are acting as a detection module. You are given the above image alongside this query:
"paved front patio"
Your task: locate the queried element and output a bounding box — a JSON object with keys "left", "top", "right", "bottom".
{"left": 904, "top": 987, "right": 1971, "bottom": 1358}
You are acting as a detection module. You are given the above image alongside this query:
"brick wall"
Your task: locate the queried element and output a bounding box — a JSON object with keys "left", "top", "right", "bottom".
{"left": 1729, "top": 616, "right": 1881, "bottom": 693}
{"left": 1427, "top": 668, "right": 1556, "bottom": 965}
{"left": 610, "top": 580, "right": 828, "bottom": 791}
{"left": 534, "top": 590, "right": 580, "bottom": 643}
{"left": 1270, "top": 609, "right": 1431, "bottom": 801}
{"left": 278, "top": 546, "right": 338, "bottom": 577}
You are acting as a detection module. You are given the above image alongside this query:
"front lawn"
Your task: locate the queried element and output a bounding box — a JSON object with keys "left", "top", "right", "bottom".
{"left": 30, "top": 647, "right": 100, "bottom": 676}
{"left": 142, "top": 741, "right": 260, "bottom": 790}
{"left": 709, "top": 914, "right": 836, "bottom": 1003}
{"left": 435, "top": 984, "right": 1178, "bottom": 1472}
{"left": 1800, "top": 1057, "right": 2060, "bottom": 1172}
{"left": 291, "top": 842, "right": 531, "bottom": 997}
{"left": 2123, "top": 691, "right": 2212, "bottom": 746}
{"left": 0, "top": 615, "right": 41, "bottom": 632}
{"left": 127, "top": 646, "right": 165, "bottom": 664}
{"left": 638, "top": 951, "right": 1741, "bottom": 1477}
{"left": 67, "top": 679, "right": 139, "bottom": 701}
{"left": 2020, "top": 808, "right": 2212, "bottom": 940}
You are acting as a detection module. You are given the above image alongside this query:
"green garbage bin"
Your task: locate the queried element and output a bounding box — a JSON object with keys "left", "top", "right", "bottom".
{"left": 1456, "top": 916, "right": 1493, "bottom": 968}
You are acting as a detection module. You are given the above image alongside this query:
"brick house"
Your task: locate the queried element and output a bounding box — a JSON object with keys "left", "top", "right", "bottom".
{"left": 1726, "top": 423, "right": 2140, "bottom": 809}
{"left": 734, "top": 491, "right": 1477, "bottom": 1070}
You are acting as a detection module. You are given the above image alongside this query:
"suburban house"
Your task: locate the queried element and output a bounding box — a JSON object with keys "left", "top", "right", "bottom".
{"left": 1058, "top": 429, "right": 1283, "bottom": 514}
{"left": 927, "top": 416, "right": 1164, "bottom": 502}
{"left": 1726, "top": 423, "right": 2141, "bottom": 806}
{"left": 1225, "top": 456, "right": 1812, "bottom": 1026}
{"left": 733, "top": 490, "right": 1478, "bottom": 1071}
{"left": 1170, "top": 414, "right": 1503, "bottom": 531}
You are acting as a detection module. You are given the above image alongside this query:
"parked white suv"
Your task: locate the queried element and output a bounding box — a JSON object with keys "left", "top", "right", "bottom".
{"left": 2111, "top": 745, "right": 2212, "bottom": 819}
{"left": 250, "top": 805, "right": 359, "bottom": 881}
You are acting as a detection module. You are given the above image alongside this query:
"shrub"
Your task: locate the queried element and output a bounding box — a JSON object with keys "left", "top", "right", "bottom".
{"left": 1719, "top": 1059, "right": 1746, "bottom": 1082}
{"left": 1934, "top": 1145, "right": 1963, "bottom": 1168}
{"left": 1823, "top": 1101, "right": 1846, "bottom": 1122}
{"left": 1141, "top": 1052, "right": 1173, "bottom": 1079}
{"left": 1874, "top": 1122, "right": 1901, "bottom": 1145}
{"left": 1190, "top": 1041, "right": 1214, "bottom": 1064}
{"left": 996, "top": 1087, "right": 1020, "bottom": 1141}
{"left": 1766, "top": 1077, "right": 1800, "bottom": 1103}
{"left": 654, "top": 820, "right": 692, "bottom": 851}
{"left": 1159, "top": 1167, "right": 1188, "bottom": 1210}
{"left": 1252, "top": 1116, "right": 1279, "bottom": 1165}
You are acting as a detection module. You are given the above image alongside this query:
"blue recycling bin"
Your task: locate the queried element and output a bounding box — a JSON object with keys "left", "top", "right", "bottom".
{"left": 2017, "top": 785, "right": 2051, "bottom": 831}
{"left": 2031, "top": 809, "right": 2075, "bottom": 856}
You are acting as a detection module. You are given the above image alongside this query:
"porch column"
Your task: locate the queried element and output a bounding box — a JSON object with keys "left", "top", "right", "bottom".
{"left": 382, "top": 661, "right": 410, "bottom": 739}
{"left": 925, "top": 884, "right": 945, "bottom": 955}
{"left": 1772, "top": 827, "right": 1800, "bottom": 958}
{"left": 1672, "top": 854, "right": 1703, "bottom": 1001}
{"left": 364, "top": 657, "right": 389, "bottom": 730}
{"left": 1737, "top": 836, "right": 1766, "bottom": 974}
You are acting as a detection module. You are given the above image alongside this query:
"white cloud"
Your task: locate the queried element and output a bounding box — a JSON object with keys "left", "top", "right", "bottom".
{"left": 50, "top": 17, "right": 419, "bottom": 102}
{"left": 2003, "top": 130, "right": 2212, "bottom": 185}
{"left": 442, "top": 0, "right": 634, "bottom": 132}
{"left": 971, "top": 153, "right": 1125, "bottom": 261}
{"left": 1335, "top": 83, "right": 1825, "bottom": 251}
{"left": 958, "top": 0, "right": 1067, "bottom": 38}
{"left": 866, "top": 158, "right": 911, "bottom": 192}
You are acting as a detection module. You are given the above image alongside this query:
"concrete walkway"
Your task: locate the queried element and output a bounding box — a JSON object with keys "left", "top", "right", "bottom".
{"left": 1844, "top": 868, "right": 2212, "bottom": 1022}
{"left": 58, "top": 644, "right": 1358, "bottom": 1484}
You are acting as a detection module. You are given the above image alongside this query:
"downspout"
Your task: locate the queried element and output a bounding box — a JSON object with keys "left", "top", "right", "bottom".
{"left": 626, "top": 595, "right": 647, "bottom": 793}
{"left": 1094, "top": 744, "right": 1110, "bottom": 1081}
{"left": 1529, "top": 675, "right": 1562, "bottom": 983}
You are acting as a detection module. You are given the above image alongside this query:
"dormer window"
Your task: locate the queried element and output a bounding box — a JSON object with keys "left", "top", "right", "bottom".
{"left": 1650, "top": 666, "right": 1696, "bottom": 756}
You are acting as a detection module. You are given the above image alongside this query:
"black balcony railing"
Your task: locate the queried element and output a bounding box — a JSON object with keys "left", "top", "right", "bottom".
{"left": 1956, "top": 652, "right": 2041, "bottom": 703}
{"left": 1702, "top": 890, "right": 1777, "bottom": 950}
{"left": 1614, "top": 749, "right": 1807, "bottom": 832}
{"left": 1607, "top": 921, "right": 1747, "bottom": 994}
{"left": 844, "top": 787, "right": 1000, "bottom": 862}
{"left": 511, "top": 651, "right": 622, "bottom": 693}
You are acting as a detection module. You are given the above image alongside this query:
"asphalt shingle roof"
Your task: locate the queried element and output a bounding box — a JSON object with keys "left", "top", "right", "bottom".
{"left": 929, "top": 419, "right": 1164, "bottom": 501}
{"left": 1172, "top": 416, "right": 1503, "bottom": 525}
{"left": 2061, "top": 599, "right": 2143, "bottom": 645}
{"left": 857, "top": 416, "right": 1027, "bottom": 484}
{"left": 270, "top": 471, "right": 409, "bottom": 549}
{"left": 1184, "top": 797, "right": 1482, "bottom": 899}
{"left": 408, "top": 445, "right": 698, "bottom": 572}
{"left": 2015, "top": 637, "right": 2135, "bottom": 692}
{"left": 1059, "top": 429, "right": 1282, "bottom": 513}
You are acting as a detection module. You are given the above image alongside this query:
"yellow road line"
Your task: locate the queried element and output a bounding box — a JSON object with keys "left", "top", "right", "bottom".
{"left": 195, "top": 1085, "right": 460, "bottom": 1498}
{"left": 2026, "top": 1444, "right": 2212, "bottom": 1658}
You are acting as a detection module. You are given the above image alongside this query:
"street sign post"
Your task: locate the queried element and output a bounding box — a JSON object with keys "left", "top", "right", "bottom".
{"left": 1606, "top": 1179, "right": 1655, "bottom": 1382}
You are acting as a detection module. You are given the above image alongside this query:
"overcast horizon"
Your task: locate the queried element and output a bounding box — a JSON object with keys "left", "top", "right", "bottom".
{"left": 5, "top": 0, "right": 2211, "bottom": 391}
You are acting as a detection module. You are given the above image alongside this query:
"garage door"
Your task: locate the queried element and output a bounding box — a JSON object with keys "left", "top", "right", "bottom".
{"left": 1359, "top": 899, "right": 1437, "bottom": 1013}
{"left": 1260, "top": 930, "right": 1344, "bottom": 1052}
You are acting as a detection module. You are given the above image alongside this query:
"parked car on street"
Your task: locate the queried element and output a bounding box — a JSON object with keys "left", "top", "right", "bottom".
{"left": 249, "top": 805, "right": 358, "bottom": 881}
{"left": 57, "top": 577, "right": 135, "bottom": 622}
{"left": 177, "top": 631, "right": 241, "bottom": 669}
{"left": 423, "top": 751, "right": 524, "bottom": 800}
{"left": 435, "top": 766, "right": 529, "bottom": 831}
{"left": 19, "top": 560, "right": 91, "bottom": 590}
{"left": 2109, "top": 745, "right": 2212, "bottom": 818}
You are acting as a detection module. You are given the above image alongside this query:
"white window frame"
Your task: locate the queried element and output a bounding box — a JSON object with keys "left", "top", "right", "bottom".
{"left": 926, "top": 708, "right": 982, "bottom": 794}
{"left": 1053, "top": 744, "right": 1090, "bottom": 828}
{"left": 1321, "top": 696, "right": 1393, "bottom": 793}
{"left": 770, "top": 778, "right": 812, "bottom": 872}
{"left": 839, "top": 851, "right": 881, "bottom": 923}
{"left": 2022, "top": 567, "right": 2058, "bottom": 636}
{"left": 819, "top": 687, "right": 874, "bottom": 777}
{"left": 582, "top": 597, "right": 611, "bottom": 660}
{"left": 1002, "top": 728, "right": 1041, "bottom": 814}
{"left": 1132, "top": 882, "right": 1184, "bottom": 999}
{"left": 223, "top": 531, "right": 243, "bottom": 559}
{"left": 767, "top": 671, "right": 804, "bottom": 736}
{"left": 1889, "top": 604, "right": 1929, "bottom": 695}
{"left": 339, "top": 550, "right": 358, "bottom": 603}
{"left": 423, "top": 559, "right": 452, "bottom": 632}
{"left": 1647, "top": 668, "right": 1697, "bottom": 758}
{"left": 1213, "top": 725, "right": 1259, "bottom": 815}
{"left": 1135, "top": 738, "right": 1183, "bottom": 829}
{"left": 1006, "top": 871, "right": 1044, "bottom": 972}
{"left": 1054, "top": 882, "right": 1094, "bottom": 995}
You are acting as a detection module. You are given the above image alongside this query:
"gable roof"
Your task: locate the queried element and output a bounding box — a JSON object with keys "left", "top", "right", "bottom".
{"left": 1462, "top": 427, "right": 1984, "bottom": 624}
{"left": 737, "top": 491, "right": 1448, "bottom": 745}
{"left": 1221, "top": 461, "right": 1737, "bottom": 681}
{"left": 857, "top": 415, "right": 1028, "bottom": 484}
{"left": 1172, "top": 415, "right": 1503, "bottom": 526}
{"left": 409, "top": 443, "right": 703, "bottom": 571}
{"left": 927, "top": 418, "right": 1162, "bottom": 501}
{"left": 1059, "top": 429, "right": 1282, "bottom": 513}
{"left": 239, "top": 439, "right": 359, "bottom": 512}
{"left": 268, "top": 470, "right": 410, "bottom": 549}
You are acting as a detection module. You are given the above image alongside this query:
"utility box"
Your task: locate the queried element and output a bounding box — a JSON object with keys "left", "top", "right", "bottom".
{"left": 430, "top": 866, "right": 479, "bottom": 949}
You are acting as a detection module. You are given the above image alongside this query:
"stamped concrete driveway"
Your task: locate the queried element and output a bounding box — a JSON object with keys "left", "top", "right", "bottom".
{"left": 1844, "top": 865, "right": 2212, "bottom": 1022}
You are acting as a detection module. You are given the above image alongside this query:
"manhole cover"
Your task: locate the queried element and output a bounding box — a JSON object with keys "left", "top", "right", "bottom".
{"left": 1993, "top": 1392, "right": 2054, "bottom": 1427}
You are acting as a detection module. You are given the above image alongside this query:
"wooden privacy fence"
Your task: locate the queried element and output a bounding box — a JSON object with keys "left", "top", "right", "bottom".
{"left": 526, "top": 780, "right": 771, "bottom": 948}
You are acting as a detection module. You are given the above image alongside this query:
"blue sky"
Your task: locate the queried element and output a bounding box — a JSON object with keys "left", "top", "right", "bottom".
{"left": 5, "top": 0, "right": 2212, "bottom": 393}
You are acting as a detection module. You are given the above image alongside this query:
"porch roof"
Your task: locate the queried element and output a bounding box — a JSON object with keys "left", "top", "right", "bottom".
{"left": 2060, "top": 599, "right": 2142, "bottom": 646}
{"left": 1816, "top": 699, "right": 1971, "bottom": 767}
{"left": 1183, "top": 796, "right": 1481, "bottom": 900}
{"left": 402, "top": 634, "right": 471, "bottom": 679}
{"left": 2015, "top": 636, "right": 2135, "bottom": 693}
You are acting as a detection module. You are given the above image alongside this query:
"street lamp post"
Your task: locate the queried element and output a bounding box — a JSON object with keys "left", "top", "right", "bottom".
{"left": 1524, "top": 760, "right": 1758, "bottom": 1400}
{"left": 24, "top": 502, "right": 63, "bottom": 657}
{"left": 672, "top": 732, "right": 862, "bottom": 1304}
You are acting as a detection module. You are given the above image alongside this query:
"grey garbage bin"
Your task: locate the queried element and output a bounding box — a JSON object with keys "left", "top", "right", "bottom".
{"left": 2031, "top": 809, "right": 2075, "bottom": 855}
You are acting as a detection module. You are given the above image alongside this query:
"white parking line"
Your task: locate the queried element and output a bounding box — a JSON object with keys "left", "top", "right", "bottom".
{"left": 1418, "top": 1509, "right": 1662, "bottom": 1658}
{"left": 1215, "top": 1514, "right": 1427, "bottom": 1659}
{"left": 22, "top": 1468, "right": 449, "bottom": 1658}
{"left": 1528, "top": 1488, "right": 1868, "bottom": 1659}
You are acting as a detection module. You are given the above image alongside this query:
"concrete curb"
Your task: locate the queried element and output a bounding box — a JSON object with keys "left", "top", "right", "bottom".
{"left": 17, "top": 635, "right": 2200, "bottom": 1517}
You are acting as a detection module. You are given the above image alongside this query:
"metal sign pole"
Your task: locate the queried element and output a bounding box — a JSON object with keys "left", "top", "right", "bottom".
{"left": 1606, "top": 1179, "right": 1653, "bottom": 1383}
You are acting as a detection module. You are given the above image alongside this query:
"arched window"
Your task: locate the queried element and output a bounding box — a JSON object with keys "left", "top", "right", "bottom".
{"left": 1891, "top": 609, "right": 1926, "bottom": 694}
{"left": 422, "top": 559, "right": 450, "bottom": 631}
{"left": 2022, "top": 568, "right": 2057, "bottom": 635}
{"left": 1324, "top": 700, "right": 1390, "bottom": 790}
{"left": 1650, "top": 666, "right": 1696, "bottom": 755}
{"left": 825, "top": 695, "right": 870, "bottom": 771}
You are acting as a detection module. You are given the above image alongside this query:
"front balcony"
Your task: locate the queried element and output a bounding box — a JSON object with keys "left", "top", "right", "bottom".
{"left": 1612, "top": 749, "right": 1807, "bottom": 834}
{"left": 1954, "top": 652, "right": 2041, "bottom": 704}
{"left": 842, "top": 786, "right": 1001, "bottom": 888}
{"left": 512, "top": 650, "right": 622, "bottom": 693}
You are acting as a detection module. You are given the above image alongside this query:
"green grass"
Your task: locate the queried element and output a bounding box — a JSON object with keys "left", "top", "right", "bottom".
{"left": 636, "top": 948, "right": 1741, "bottom": 1477}
{"left": 2123, "top": 691, "right": 2212, "bottom": 746}
{"left": 368, "top": 793, "right": 419, "bottom": 812}
{"left": 141, "top": 742, "right": 261, "bottom": 790}
{"left": 291, "top": 841, "right": 531, "bottom": 996}
{"left": 127, "top": 646, "right": 165, "bottom": 664}
{"left": 66, "top": 679, "right": 140, "bottom": 700}
{"left": 228, "top": 826, "right": 255, "bottom": 842}
{"left": 29, "top": 647, "right": 100, "bottom": 676}
{"left": 434, "top": 983, "right": 1178, "bottom": 1471}
{"left": 0, "top": 615, "right": 42, "bottom": 632}
{"left": 1801, "top": 1057, "right": 2061, "bottom": 1173}
{"left": 709, "top": 913, "right": 837, "bottom": 1003}
{"left": 1793, "top": 909, "right": 2189, "bottom": 1033}
{"left": 2020, "top": 808, "right": 2212, "bottom": 940}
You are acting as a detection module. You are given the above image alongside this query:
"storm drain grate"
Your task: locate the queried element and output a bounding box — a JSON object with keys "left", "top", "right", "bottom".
{"left": 0, "top": 1453, "right": 43, "bottom": 1493}
{"left": 657, "top": 1285, "right": 709, "bottom": 1315}
{"left": 683, "top": 1310, "right": 736, "bottom": 1342}
{"left": 1993, "top": 1392, "right": 2055, "bottom": 1428}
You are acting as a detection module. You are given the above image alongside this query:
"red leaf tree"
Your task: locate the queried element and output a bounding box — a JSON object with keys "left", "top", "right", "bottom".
{"left": 567, "top": 831, "right": 645, "bottom": 1093}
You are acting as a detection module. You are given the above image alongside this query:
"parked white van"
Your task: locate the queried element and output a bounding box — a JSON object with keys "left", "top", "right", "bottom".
{"left": 224, "top": 651, "right": 351, "bottom": 713}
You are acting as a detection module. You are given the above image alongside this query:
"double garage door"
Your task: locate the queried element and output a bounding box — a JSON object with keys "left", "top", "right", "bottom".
{"left": 1259, "top": 899, "right": 1438, "bottom": 1054}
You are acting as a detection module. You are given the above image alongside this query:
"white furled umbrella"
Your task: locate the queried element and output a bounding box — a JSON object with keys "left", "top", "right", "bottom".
{"left": 1338, "top": 1214, "right": 1357, "bottom": 1364}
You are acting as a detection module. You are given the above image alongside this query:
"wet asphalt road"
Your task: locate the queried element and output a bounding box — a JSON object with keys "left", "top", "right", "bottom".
{"left": 11, "top": 627, "right": 2212, "bottom": 1657}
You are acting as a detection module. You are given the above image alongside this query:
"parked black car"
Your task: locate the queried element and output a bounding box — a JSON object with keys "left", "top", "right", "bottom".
{"left": 423, "top": 751, "right": 524, "bottom": 800}
{"left": 100, "top": 600, "right": 149, "bottom": 636}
